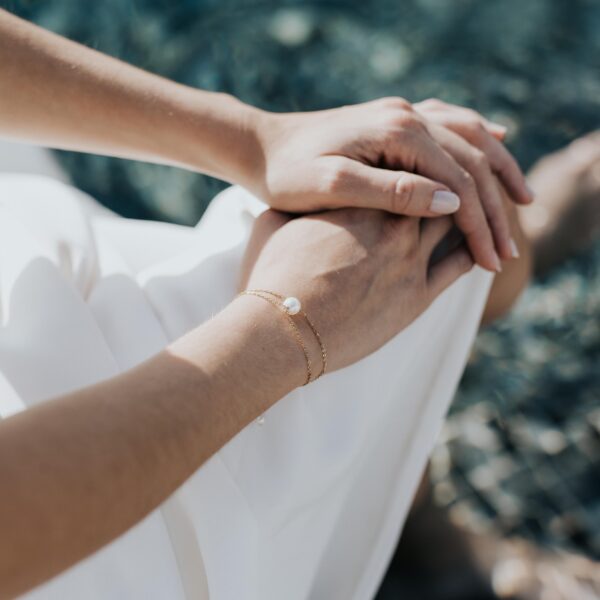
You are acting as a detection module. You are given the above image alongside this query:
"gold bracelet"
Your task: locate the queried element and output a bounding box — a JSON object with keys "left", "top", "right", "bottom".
{"left": 238, "top": 290, "right": 327, "bottom": 383}
{"left": 238, "top": 290, "right": 312, "bottom": 385}
{"left": 250, "top": 290, "right": 327, "bottom": 380}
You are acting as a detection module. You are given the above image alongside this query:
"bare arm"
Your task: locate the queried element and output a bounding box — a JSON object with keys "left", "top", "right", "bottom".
{"left": 0, "top": 202, "right": 474, "bottom": 598}
{"left": 0, "top": 297, "right": 303, "bottom": 599}
{"left": 0, "top": 8, "right": 264, "bottom": 189}
{"left": 0, "top": 9, "right": 532, "bottom": 272}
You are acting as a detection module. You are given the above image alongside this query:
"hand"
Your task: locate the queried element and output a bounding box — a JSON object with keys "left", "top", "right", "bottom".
{"left": 255, "top": 98, "right": 529, "bottom": 272}
{"left": 239, "top": 208, "right": 474, "bottom": 372}
{"left": 0, "top": 9, "right": 526, "bottom": 271}
{"left": 414, "top": 98, "right": 533, "bottom": 261}
{"left": 414, "top": 98, "right": 531, "bottom": 207}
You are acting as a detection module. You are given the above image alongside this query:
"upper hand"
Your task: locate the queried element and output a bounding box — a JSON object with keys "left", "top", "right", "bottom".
{"left": 414, "top": 98, "right": 533, "bottom": 262}
{"left": 254, "top": 97, "right": 532, "bottom": 272}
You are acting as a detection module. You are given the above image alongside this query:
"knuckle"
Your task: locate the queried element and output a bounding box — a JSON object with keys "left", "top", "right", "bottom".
{"left": 386, "top": 113, "right": 426, "bottom": 140}
{"left": 391, "top": 173, "right": 416, "bottom": 214}
{"left": 379, "top": 96, "right": 413, "bottom": 112}
{"left": 457, "top": 169, "right": 477, "bottom": 194}
{"left": 398, "top": 112, "right": 422, "bottom": 129}
{"left": 384, "top": 111, "right": 408, "bottom": 129}
{"left": 470, "top": 149, "right": 491, "bottom": 173}
{"left": 421, "top": 97, "right": 445, "bottom": 109}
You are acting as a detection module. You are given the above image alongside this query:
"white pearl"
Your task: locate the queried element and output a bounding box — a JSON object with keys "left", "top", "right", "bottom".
{"left": 256, "top": 415, "right": 266, "bottom": 426}
{"left": 282, "top": 296, "right": 301, "bottom": 315}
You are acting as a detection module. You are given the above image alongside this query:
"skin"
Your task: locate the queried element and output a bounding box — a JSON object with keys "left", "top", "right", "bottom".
{"left": 0, "top": 9, "right": 533, "bottom": 272}
{"left": 0, "top": 211, "right": 474, "bottom": 599}
{"left": 483, "top": 191, "right": 532, "bottom": 323}
{"left": 261, "top": 99, "right": 533, "bottom": 271}
{"left": 0, "top": 8, "right": 532, "bottom": 598}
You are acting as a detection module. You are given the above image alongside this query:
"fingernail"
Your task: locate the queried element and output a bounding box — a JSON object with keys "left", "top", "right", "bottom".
{"left": 526, "top": 182, "right": 536, "bottom": 200}
{"left": 510, "top": 238, "right": 520, "bottom": 259}
{"left": 430, "top": 190, "right": 460, "bottom": 214}
{"left": 490, "top": 122, "right": 508, "bottom": 138}
{"left": 493, "top": 252, "right": 502, "bottom": 273}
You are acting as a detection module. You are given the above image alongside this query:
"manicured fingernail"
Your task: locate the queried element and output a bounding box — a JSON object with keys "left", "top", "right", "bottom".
{"left": 526, "top": 183, "right": 536, "bottom": 199}
{"left": 489, "top": 122, "right": 508, "bottom": 138}
{"left": 510, "top": 238, "right": 520, "bottom": 259}
{"left": 430, "top": 190, "right": 460, "bottom": 214}
{"left": 493, "top": 252, "right": 502, "bottom": 273}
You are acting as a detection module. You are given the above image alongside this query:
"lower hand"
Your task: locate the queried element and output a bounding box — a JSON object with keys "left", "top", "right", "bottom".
{"left": 239, "top": 207, "right": 474, "bottom": 373}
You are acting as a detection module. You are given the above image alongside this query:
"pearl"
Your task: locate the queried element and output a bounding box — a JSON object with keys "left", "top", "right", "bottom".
{"left": 256, "top": 415, "right": 266, "bottom": 425}
{"left": 282, "top": 296, "right": 301, "bottom": 315}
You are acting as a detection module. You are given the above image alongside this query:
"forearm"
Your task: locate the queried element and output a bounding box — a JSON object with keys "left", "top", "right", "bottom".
{"left": 0, "top": 9, "right": 266, "bottom": 188}
{"left": 0, "top": 296, "right": 303, "bottom": 599}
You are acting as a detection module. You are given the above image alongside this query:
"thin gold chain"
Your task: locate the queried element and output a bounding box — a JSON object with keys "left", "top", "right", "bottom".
{"left": 238, "top": 290, "right": 312, "bottom": 385}
{"left": 248, "top": 290, "right": 327, "bottom": 380}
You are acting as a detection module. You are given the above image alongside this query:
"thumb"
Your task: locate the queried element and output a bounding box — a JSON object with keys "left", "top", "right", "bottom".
{"left": 331, "top": 159, "right": 461, "bottom": 217}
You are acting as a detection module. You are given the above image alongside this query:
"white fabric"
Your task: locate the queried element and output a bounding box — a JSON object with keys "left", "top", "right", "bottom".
{"left": 0, "top": 171, "right": 492, "bottom": 600}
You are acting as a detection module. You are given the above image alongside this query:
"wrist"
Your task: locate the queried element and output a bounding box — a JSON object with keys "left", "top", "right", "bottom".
{"left": 164, "top": 86, "right": 271, "bottom": 191}
{"left": 238, "top": 290, "right": 326, "bottom": 382}
{"left": 168, "top": 294, "right": 306, "bottom": 420}
{"left": 219, "top": 294, "right": 312, "bottom": 392}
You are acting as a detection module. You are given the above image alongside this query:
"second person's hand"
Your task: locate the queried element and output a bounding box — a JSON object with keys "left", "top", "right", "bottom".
{"left": 239, "top": 207, "right": 475, "bottom": 372}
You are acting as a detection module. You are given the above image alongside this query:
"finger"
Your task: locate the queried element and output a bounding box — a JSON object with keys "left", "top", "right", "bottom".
{"left": 483, "top": 120, "right": 507, "bottom": 141}
{"left": 416, "top": 99, "right": 506, "bottom": 140}
{"left": 429, "top": 124, "right": 515, "bottom": 261}
{"left": 420, "top": 216, "right": 454, "bottom": 253}
{"left": 319, "top": 157, "right": 461, "bottom": 217}
{"left": 476, "top": 133, "right": 534, "bottom": 204}
{"left": 415, "top": 101, "right": 532, "bottom": 204}
{"left": 433, "top": 116, "right": 533, "bottom": 205}
{"left": 411, "top": 135, "right": 502, "bottom": 272}
{"left": 427, "top": 245, "right": 475, "bottom": 298}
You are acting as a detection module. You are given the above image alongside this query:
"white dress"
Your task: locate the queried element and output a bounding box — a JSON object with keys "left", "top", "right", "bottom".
{"left": 0, "top": 143, "right": 492, "bottom": 600}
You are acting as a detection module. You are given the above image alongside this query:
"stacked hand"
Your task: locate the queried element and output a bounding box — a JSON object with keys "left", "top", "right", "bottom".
{"left": 1, "top": 5, "right": 530, "bottom": 373}
{"left": 238, "top": 97, "right": 530, "bottom": 365}
{"left": 251, "top": 97, "right": 532, "bottom": 272}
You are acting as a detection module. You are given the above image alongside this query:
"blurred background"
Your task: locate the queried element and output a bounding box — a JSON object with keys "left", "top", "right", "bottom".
{"left": 3, "top": 1, "right": 599, "bottom": 598}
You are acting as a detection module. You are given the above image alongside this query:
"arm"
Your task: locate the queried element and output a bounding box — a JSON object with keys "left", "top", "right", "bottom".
{"left": 0, "top": 9, "right": 532, "bottom": 272}
{"left": 0, "top": 297, "right": 303, "bottom": 600}
{"left": 0, "top": 8, "right": 264, "bottom": 190}
{"left": 0, "top": 204, "right": 474, "bottom": 599}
